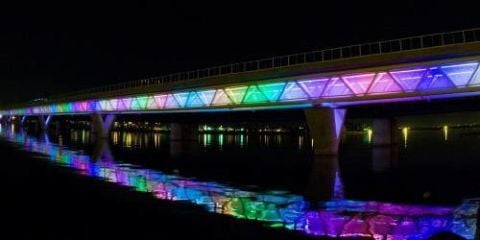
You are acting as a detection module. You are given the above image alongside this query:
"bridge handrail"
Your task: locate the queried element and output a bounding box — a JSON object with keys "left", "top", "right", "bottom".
{"left": 42, "top": 28, "right": 480, "bottom": 102}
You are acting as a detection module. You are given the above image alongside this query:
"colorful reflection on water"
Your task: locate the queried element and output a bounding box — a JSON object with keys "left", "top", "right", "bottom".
{"left": 0, "top": 127, "right": 478, "bottom": 239}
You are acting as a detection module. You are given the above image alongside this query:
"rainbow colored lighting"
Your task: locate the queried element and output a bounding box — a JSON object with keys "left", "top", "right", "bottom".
{"left": 1, "top": 128, "right": 478, "bottom": 239}
{"left": 3, "top": 61, "right": 480, "bottom": 116}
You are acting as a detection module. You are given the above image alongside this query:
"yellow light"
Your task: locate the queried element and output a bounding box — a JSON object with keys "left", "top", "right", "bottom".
{"left": 124, "top": 133, "right": 132, "bottom": 148}
{"left": 402, "top": 127, "right": 409, "bottom": 148}
{"left": 367, "top": 128, "right": 373, "bottom": 144}
{"left": 443, "top": 125, "right": 448, "bottom": 141}
{"left": 112, "top": 131, "right": 119, "bottom": 145}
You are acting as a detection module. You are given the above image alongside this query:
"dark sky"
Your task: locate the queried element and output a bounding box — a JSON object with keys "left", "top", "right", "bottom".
{"left": 1, "top": 1, "right": 479, "bottom": 106}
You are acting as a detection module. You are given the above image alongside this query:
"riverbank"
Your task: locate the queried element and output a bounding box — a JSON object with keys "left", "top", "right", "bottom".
{"left": 0, "top": 141, "right": 325, "bottom": 240}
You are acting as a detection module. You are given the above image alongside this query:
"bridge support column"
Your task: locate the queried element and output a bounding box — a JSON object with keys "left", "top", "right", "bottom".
{"left": 372, "top": 118, "right": 399, "bottom": 172}
{"left": 38, "top": 115, "right": 52, "bottom": 131}
{"left": 305, "top": 107, "right": 346, "bottom": 155}
{"left": 169, "top": 123, "right": 199, "bottom": 158}
{"left": 90, "top": 114, "right": 115, "bottom": 139}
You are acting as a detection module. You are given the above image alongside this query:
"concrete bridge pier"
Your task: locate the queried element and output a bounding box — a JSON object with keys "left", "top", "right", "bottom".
{"left": 169, "top": 123, "right": 199, "bottom": 158}
{"left": 372, "top": 118, "right": 399, "bottom": 172}
{"left": 90, "top": 114, "right": 116, "bottom": 139}
{"left": 38, "top": 115, "right": 52, "bottom": 131}
{"left": 304, "top": 107, "right": 347, "bottom": 155}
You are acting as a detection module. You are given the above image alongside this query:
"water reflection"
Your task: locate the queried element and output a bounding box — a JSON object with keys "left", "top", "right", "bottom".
{"left": 108, "top": 131, "right": 169, "bottom": 149}
{"left": 298, "top": 135, "right": 304, "bottom": 150}
{"left": 112, "top": 131, "right": 120, "bottom": 145}
{"left": 372, "top": 146, "right": 394, "bottom": 173}
{"left": 198, "top": 133, "right": 300, "bottom": 151}
{"left": 170, "top": 139, "right": 199, "bottom": 158}
{"left": 402, "top": 127, "right": 409, "bottom": 148}
{"left": 235, "top": 134, "right": 246, "bottom": 148}
{"left": 93, "top": 140, "right": 113, "bottom": 162}
{"left": 218, "top": 134, "right": 224, "bottom": 149}
{"left": 1, "top": 127, "right": 477, "bottom": 239}
{"left": 202, "top": 133, "right": 212, "bottom": 147}
{"left": 67, "top": 130, "right": 308, "bottom": 152}
{"left": 367, "top": 128, "right": 373, "bottom": 144}
{"left": 305, "top": 155, "right": 344, "bottom": 203}
{"left": 153, "top": 133, "right": 166, "bottom": 148}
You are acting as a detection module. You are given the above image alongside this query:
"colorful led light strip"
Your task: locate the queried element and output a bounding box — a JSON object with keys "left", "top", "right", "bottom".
{"left": 2, "top": 61, "right": 480, "bottom": 116}
{"left": 0, "top": 128, "right": 477, "bottom": 239}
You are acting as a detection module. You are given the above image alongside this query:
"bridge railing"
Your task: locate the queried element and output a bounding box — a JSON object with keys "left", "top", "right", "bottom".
{"left": 48, "top": 28, "right": 480, "bottom": 101}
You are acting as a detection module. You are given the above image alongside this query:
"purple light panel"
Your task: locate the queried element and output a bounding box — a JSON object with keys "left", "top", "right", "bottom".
{"left": 298, "top": 78, "right": 329, "bottom": 98}
{"left": 389, "top": 68, "right": 426, "bottom": 91}
{"left": 153, "top": 95, "right": 168, "bottom": 109}
{"left": 441, "top": 63, "right": 478, "bottom": 86}
{"left": 342, "top": 73, "right": 376, "bottom": 95}
{"left": 368, "top": 72, "right": 402, "bottom": 94}
{"left": 165, "top": 94, "right": 180, "bottom": 109}
{"left": 323, "top": 77, "right": 353, "bottom": 97}
{"left": 280, "top": 82, "right": 309, "bottom": 100}
{"left": 120, "top": 98, "right": 132, "bottom": 111}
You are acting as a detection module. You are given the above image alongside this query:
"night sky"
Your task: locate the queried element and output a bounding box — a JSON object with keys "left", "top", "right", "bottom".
{"left": 1, "top": 1, "right": 479, "bottom": 106}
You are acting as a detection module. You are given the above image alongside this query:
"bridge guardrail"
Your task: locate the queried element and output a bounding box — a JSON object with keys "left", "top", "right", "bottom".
{"left": 37, "top": 28, "right": 480, "bottom": 102}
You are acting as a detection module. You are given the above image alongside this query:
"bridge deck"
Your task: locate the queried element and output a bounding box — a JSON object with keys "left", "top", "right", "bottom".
{"left": 52, "top": 41, "right": 480, "bottom": 103}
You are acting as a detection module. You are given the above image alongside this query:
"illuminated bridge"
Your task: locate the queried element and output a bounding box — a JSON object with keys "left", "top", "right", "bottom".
{"left": 3, "top": 28, "right": 480, "bottom": 154}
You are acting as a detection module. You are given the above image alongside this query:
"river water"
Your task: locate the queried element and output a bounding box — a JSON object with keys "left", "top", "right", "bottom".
{"left": 0, "top": 123, "right": 478, "bottom": 239}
